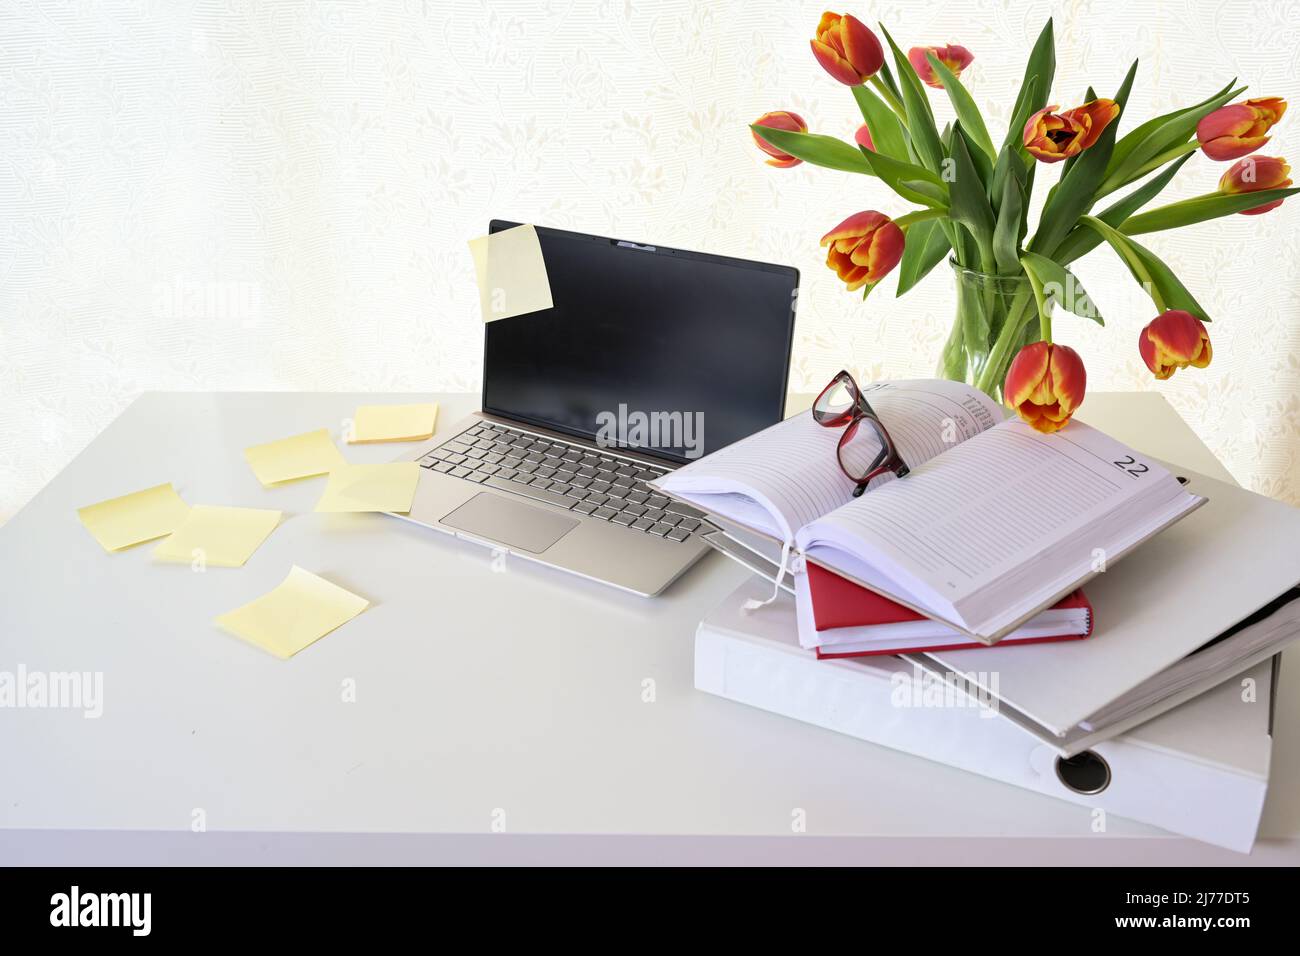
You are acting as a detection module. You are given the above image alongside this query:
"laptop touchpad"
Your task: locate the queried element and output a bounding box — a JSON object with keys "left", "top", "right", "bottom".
{"left": 441, "top": 492, "right": 580, "bottom": 554}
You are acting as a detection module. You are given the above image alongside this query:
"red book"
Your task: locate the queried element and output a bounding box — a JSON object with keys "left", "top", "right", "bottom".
{"left": 803, "top": 562, "right": 1093, "bottom": 658}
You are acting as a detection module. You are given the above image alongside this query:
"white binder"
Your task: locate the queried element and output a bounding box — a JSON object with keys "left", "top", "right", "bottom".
{"left": 695, "top": 577, "right": 1278, "bottom": 853}
{"left": 699, "top": 460, "right": 1300, "bottom": 756}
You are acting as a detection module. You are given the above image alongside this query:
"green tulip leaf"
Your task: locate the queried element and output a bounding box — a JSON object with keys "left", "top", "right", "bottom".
{"left": 1029, "top": 59, "right": 1138, "bottom": 257}
{"left": 946, "top": 133, "right": 997, "bottom": 256}
{"left": 1100, "top": 153, "right": 1194, "bottom": 227}
{"left": 851, "top": 85, "right": 910, "bottom": 163}
{"left": 953, "top": 121, "right": 993, "bottom": 188}
{"left": 859, "top": 146, "right": 950, "bottom": 208}
{"left": 1001, "top": 20, "right": 1055, "bottom": 155}
{"left": 748, "top": 126, "right": 873, "bottom": 174}
{"left": 1080, "top": 216, "right": 1211, "bottom": 321}
{"left": 1121, "top": 188, "right": 1300, "bottom": 234}
{"left": 899, "top": 179, "right": 951, "bottom": 204}
{"left": 1104, "top": 79, "right": 1243, "bottom": 190}
{"left": 879, "top": 23, "right": 945, "bottom": 174}
{"left": 1019, "top": 251, "right": 1103, "bottom": 325}
{"left": 993, "top": 170, "right": 1026, "bottom": 274}
{"left": 1055, "top": 153, "right": 1193, "bottom": 264}
{"left": 991, "top": 76, "right": 1040, "bottom": 204}
{"left": 876, "top": 58, "right": 905, "bottom": 105}
{"left": 896, "top": 218, "right": 953, "bottom": 296}
{"left": 926, "top": 52, "right": 996, "bottom": 161}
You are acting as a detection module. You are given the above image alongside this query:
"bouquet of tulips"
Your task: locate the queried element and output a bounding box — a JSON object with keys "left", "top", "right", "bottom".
{"left": 751, "top": 13, "right": 1294, "bottom": 432}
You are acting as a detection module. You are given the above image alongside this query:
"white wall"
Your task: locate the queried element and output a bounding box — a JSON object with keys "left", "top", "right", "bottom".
{"left": 3, "top": 0, "right": 1298, "bottom": 520}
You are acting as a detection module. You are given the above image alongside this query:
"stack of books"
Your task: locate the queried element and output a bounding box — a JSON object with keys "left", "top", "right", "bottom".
{"left": 652, "top": 380, "right": 1300, "bottom": 852}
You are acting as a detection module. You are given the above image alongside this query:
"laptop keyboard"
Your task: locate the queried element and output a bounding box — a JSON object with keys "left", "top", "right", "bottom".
{"left": 418, "top": 421, "right": 706, "bottom": 542}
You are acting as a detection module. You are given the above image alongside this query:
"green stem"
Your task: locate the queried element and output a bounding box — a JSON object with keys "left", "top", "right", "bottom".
{"left": 938, "top": 307, "right": 966, "bottom": 381}
{"left": 975, "top": 246, "right": 999, "bottom": 382}
{"left": 976, "top": 289, "right": 1036, "bottom": 395}
{"left": 1024, "top": 266, "right": 1052, "bottom": 342}
{"left": 869, "top": 74, "right": 905, "bottom": 117}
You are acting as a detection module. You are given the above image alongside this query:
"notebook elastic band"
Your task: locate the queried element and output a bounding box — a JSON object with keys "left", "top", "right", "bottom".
{"left": 743, "top": 539, "right": 793, "bottom": 612}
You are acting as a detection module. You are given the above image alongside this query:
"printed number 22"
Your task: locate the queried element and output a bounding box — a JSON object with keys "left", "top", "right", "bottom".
{"left": 1113, "top": 455, "right": 1149, "bottom": 477}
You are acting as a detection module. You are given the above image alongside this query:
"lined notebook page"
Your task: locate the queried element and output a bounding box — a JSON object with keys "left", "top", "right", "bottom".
{"left": 855, "top": 379, "right": 1001, "bottom": 466}
{"left": 799, "top": 418, "right": 1180, "bottom": 607}
{"left": 657, "top": 412, "right": 852, "bottom": 539}
{"left": 658, "top": 380, "right": 999, "bottom": 540}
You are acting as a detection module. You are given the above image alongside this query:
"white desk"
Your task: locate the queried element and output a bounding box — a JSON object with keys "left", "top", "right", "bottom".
{"left": 2, "top": 391, "right": 1297, "bottom": 865}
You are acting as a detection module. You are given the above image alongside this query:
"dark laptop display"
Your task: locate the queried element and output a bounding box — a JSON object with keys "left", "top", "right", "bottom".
{"left": 482, "top": 221, "right": 798, "bottom": 463}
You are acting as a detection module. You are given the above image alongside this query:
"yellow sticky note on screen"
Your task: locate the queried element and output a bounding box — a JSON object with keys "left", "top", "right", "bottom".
{"left": 153, "top": 505, "right": 282, "bottom": 568}
{"left": 314, "top": 462, "right": 421, "bottom": 513}
{"left": 78, "top": 483, "right": 190, "bottom": 552}
{"left": 244, "top": 429, "right": 345, "bottom": 486}
{"left": 349, "top": 403, "right": 439, "bottom": 443}
{"left": 216, "top": 565, "right": 369, "bottom": 659}
{"left": 468, "top": 223, "right": 553, "bottom": 322}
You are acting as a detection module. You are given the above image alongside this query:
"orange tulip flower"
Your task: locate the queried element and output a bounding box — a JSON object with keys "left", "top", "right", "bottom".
{"left": 752, "top": 111, "right": 809, "bottom": 168}
{"left": 811, "top": 12, "right": 884, "bottom": 86}
{"left": 1197, "top": 97, "right": 1287, "bottom": 162}
{"left": 907, "top": 44, "right": 974, "bottom": 88}
{"left": 1004, "top": 342, "right": 1087, "bottom": 433}
{"left": 1218, "top": 154, "right": 1292, "bottom": 215}
{"left": 854, "top": 123, "right": 874, "bottom": 152}
{"left": 1139, "top": 311, "right": 1212, "bottom": 380}
{"left": 1023, "top": 99, "right": 1119, "bottom": 163}
{"left": 819, "top": 211, "right": 904, "bottom": 291}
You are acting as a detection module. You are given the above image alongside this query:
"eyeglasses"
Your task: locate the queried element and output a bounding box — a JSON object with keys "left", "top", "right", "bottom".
{"left": 812, "top": 370, "right": 910, "bottom": 497}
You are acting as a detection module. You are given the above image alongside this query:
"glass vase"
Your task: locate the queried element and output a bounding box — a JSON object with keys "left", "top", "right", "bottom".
{"left": 941, "top": 258, "right": 1045, "bottom": 404}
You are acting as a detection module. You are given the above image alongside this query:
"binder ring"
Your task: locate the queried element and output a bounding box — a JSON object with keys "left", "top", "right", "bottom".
{"left": 1054, "top": 751, "right": 1112, "bottom": 795}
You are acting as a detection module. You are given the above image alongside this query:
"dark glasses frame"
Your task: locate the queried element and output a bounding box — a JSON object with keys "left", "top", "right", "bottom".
{"left": 812, "top": 370, "right": 911, "bottom": 497}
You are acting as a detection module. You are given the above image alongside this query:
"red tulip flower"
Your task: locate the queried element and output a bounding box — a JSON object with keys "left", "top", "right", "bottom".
{"left": 752, "top": 111, "right": 809, "bottom": 168}
{"left": 1218, "top": 154, "right": 1293, "bottom": 215}
{"left": 1138, "top": 311, "right": 1212, "bottom": 380}
{"left": 854, "top": 123, "right": 874, "bottom": 152}
{"left": 811, "top": 12, "right": 884, "bottom": 86}
{"left": 907, "top": 44, "right": 974, "bottom": 88}
{"left": 1023, "top": 100, "right": 1120, "bottom": 163}
{"left": 819, "top": 211, "right": 905, "bottom": 291}
{"left": 1196, "top": 97, "right": 1287, "bottom": 162}
{"left": 1004, "top": 342, "right": 1087, "bottom": 434}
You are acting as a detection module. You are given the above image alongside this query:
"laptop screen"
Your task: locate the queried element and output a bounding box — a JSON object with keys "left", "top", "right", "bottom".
{"left": 482, "top": 222, "right": 798, "bottom": 464}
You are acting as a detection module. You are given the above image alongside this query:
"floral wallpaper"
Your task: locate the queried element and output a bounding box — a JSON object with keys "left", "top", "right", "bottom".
{"left": 2, "top": 0, "right": 1298, "bottom": 521}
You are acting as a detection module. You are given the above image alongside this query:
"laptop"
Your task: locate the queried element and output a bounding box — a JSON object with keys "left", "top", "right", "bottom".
{"left": 394, "top": 221, "right": 799, "bottom": 595}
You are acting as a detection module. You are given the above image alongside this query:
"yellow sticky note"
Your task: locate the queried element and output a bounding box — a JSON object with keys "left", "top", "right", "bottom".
{"left": 349, "top": 403, "right": 440, "bottom": 443}
{"left": 468, "top": 223, "right": 554, "bottom": 322}
{"left": 215, "top": 565, "right": 369, "bottom": 659}
{"left": 153, "top": 505, "right": 282, "bottom": 568}
{"left": 314, "top": 462, "right": 421, "bottom": 513}
{"left": 244, "top": 428, "right": 345, "bottom": 486}
{"left": 77, "top": 483, "right": 190, "bottom": 552}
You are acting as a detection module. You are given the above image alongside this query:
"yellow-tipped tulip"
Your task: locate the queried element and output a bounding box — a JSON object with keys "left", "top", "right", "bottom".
{"left": 1004, "top": 342, "right": 1087, "bottom": 433}
{"left": 1139, "top": 311, "right": 1212, "bottom": 380}
{"left": 907, "top": 44, "right": 974, "bottom": 89}
{"left": 811, "top": 12, "right": 884, "bottom": 86}
{"left": 1197, "top": 97, "right": 1287, "bottom": 162}
{"left": 1218, "top": 154, "right": 1292, "bottom": 215}
{"left": 752, "top": 111, "right": 809, "bottom": 167}
{"left": 819, "top": 210, "right": 905, "bottom": 291}
{"left": 1023, "top": 99, "right": 1119, "bottom": 163}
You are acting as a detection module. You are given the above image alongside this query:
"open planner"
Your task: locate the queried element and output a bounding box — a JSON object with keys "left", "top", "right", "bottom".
{"left": 654, "top": 379, "right": 1206, "bottom": 645}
